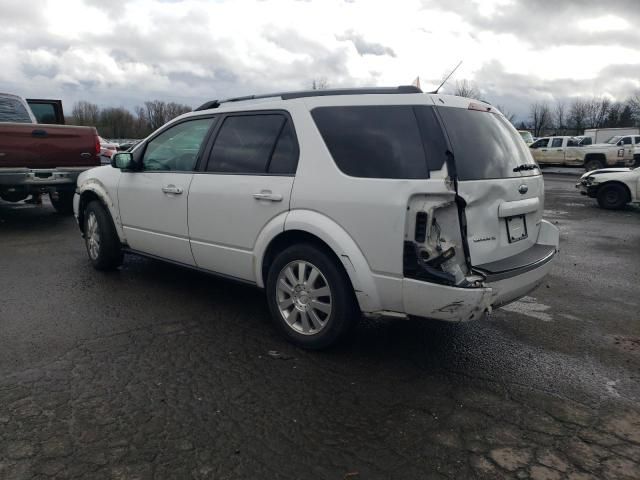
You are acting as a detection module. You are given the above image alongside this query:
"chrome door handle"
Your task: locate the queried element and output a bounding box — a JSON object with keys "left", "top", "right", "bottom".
{"left": 162, "top": 185, "right": 183, "bottom": 195}
{"left": 253, "top": 191, "right": 282, "bottom": 202}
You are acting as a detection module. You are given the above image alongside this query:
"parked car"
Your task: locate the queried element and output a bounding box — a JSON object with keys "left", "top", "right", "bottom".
{"left": 74, "top": 86, "right": 559, "bottom": 349}
{"left": 577, "top": 166, "right": 639, "bottom": 209}
{"left": 529, "top": 136, "right": 583, "bottom": 166}
{"left": 0, "top": 92, "right": 100, "bottom": 212}
{"left": 518, "top": 130, "right": 534, "bottom": 145}
{"left": 99, "top": 137, "right": 119, "bottom": 164}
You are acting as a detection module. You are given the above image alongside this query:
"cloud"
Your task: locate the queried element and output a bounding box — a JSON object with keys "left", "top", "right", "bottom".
{"left": 337, "top": 31, "right": 397, "bottom": 57}
{"left": 0, "top": 0, "right": 637, "bottom": 122}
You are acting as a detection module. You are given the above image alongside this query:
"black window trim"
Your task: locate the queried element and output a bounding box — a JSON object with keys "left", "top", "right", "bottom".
{"left": 198, "top": 109, "right": 300, "bottom": 177}
{"left": 134, "top": 114, "right": 219, "bottom": 173}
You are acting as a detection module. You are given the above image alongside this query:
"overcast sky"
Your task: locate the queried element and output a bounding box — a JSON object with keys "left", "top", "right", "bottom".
{"left": 1, "top": 0, "right": 638, "bottom": 121}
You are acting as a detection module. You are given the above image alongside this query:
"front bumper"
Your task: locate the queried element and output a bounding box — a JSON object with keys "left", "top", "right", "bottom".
{"left": 575, "top": 181, "right": 598, "bottom": 198}
{"left": 402, "top": 220, "right": 559, "bottom": 321}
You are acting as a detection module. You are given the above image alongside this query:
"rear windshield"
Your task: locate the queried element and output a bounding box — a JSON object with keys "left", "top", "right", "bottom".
{"left": 438, "top": 107, "right": 538, "bottom": 181}
{"left": 0, "top": 96, "right": 33, "bottom": 123}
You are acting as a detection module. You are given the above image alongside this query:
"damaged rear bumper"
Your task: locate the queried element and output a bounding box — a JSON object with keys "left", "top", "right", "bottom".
{"left": 401, "top": 220, "right": 559, "bottom": 321}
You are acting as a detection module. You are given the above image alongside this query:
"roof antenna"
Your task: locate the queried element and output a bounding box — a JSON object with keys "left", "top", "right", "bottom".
{"left": 430, "top": 60, "right": 463, "bottom": 94}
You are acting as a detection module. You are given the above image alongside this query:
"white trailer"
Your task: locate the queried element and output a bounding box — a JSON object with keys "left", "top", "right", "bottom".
{"left": 583, "top": 127, "right": 640, "bottom": 144}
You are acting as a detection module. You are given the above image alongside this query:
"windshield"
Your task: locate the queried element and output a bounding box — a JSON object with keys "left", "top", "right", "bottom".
{"left": 519, "top": 131, "right": 533, "bottom": 142}
{"left": 438, "top": 107, "right": 539, "bottom": 180}
{"left": 606, "top": 136, "right": 622, "bottom": 144}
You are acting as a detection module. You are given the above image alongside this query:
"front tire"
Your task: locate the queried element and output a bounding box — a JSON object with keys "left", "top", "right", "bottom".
{"left": 83, "top": 201, "right": 123, "bottom": 270}
{"left": 584, "top": 157, "right": 604, "bottom": 171}
{"left": 266, "top": 244, "right": 358, "bottom": 349}
{"left": 597, "top": 184, "right": 628, "bottom": 210}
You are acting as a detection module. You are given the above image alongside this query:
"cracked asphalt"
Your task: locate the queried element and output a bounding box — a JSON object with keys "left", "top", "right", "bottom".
{"left": 0, "top": 173, "right": 639, "bottom": 479}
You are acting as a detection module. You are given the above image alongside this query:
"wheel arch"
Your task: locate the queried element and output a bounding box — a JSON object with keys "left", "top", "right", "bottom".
{"left": 77, "top": 183, "right": 125, "bottom": 242}
{"left": 255, "top": 210, "right": 382, "bottom": 312}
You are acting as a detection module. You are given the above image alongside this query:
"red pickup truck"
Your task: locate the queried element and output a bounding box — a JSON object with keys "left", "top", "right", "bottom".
{"left": 0, "top": 92, "right": 100, "bottom": 213}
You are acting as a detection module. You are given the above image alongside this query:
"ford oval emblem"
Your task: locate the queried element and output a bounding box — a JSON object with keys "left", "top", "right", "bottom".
{"left": 518, "top": 184, "right": 528, "bottom": 194}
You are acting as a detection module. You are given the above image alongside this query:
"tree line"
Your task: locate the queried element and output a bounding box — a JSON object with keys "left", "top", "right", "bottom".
{"left": 453, "top": 80, "right": 640, "bottom": 137}
{"left": 68, "top": 100, "right": 193, "bottom": 139}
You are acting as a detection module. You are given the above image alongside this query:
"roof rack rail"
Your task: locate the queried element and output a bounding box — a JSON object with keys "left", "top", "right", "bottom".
{"left": 194, "top": 85, "right": 423, "bottom": 111}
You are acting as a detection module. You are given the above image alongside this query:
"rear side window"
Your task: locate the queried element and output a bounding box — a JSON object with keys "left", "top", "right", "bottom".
{"left": 207, "top": 114, "right": 297, "bottom": 174}
{"left": 0, "top": 97, "right": 32, "bottom": 123}
{"left": 311, "top": 106, "right": 430, "bottom": 179}
{"left": 438, "top": 107, "right": 538, "bottom": 181}
{"left": 551, "top": 138, "right": 563, "bottom": 148}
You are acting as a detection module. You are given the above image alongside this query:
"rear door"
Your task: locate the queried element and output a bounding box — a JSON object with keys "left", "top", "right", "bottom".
{"left": 188, "top": 111, "right": 298, "bottom": 282}
{"left": 437, "top": 105, "right": 543, "bottom": 267}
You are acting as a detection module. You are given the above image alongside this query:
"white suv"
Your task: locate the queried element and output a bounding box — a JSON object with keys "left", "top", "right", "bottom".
{"left": 74, "top": 86, "right": 559, "bottom": 349}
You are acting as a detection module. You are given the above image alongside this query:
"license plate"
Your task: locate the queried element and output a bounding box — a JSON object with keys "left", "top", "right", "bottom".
{"left": 506, "top": 215, "right": 527, "bottom": 243}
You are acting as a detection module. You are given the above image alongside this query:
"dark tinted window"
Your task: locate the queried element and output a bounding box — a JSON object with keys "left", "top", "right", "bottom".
{"left": 311, "top": 106, "right": 428, "bottom": 179}
{"left": 208, "top": 115, "right": 285, "bottom": 173}
{"left": 0, "top": 96, "right": 32, "bottom": 123}
{"left": 622, "top": 137, "right": 632, "bottom": 145}
{"left": 552, "top": 138, "right": 563, "bottom": 148}
{"left": 635, "top": 136, "right": 640, "bottom": 144}
{"left": 143, "top": 117, "right": 215, "bottom": 171}
{"left": 268, "top": 120, "right": 298, "bottom": 174}
{"left": 414, "top": 106, "right": 448, "bottom": 172}
{"left": 29, "top": 103, "right": 57, "bottom": 124}
{"left": 438, "top": 107, "right": 538, "bottom": 180}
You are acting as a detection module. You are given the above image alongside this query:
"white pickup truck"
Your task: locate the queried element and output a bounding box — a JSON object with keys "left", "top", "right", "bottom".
{"left": 529, "top": 136, "right": 583, "bottom": 166}
{"left": 581, "top": 134, "right": 639, "bottom": 170}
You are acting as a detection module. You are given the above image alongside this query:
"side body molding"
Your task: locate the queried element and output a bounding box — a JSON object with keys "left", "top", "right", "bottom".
{"left": 253, "top": 209, "right": 382, "bottom": 313}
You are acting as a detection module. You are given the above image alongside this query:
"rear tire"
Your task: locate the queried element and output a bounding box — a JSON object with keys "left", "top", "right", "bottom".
{"left": 83, "top": 200, "right": 123, "bottom": 270}
{"left": 266, "top": 243, "right": 358, "bottom": 349}
{"left": 50, "top": 191, "right": 74, "bottom": 214}
{"left": 597, "top": 184, "right": 628, "bottom": 210}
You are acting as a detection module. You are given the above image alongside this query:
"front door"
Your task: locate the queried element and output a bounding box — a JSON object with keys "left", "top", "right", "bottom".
{"left": 188, "top": 112, "right": 298, "bottom": 282}
{"left": 118, "top": 117, "right": 216, "bottom": 265}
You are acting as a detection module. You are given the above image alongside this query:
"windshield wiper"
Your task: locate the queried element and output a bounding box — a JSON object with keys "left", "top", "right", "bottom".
{"left": 513, "top": 163, "right": 538, "bottom": 172}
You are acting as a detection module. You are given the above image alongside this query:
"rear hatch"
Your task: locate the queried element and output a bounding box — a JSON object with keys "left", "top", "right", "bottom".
{"left": 0, "top": 123, "right": 99, "bottom": 169}
{"left": 436, "top": 102, "right": 543, "bottom": 270}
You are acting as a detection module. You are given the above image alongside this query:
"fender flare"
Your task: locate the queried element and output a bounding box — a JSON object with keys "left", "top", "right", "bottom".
{"left": 78, "top": 179, "right": 125, "bottom": 243}
{"left": 254, "top": 209, "right": 382, "bottom": 312}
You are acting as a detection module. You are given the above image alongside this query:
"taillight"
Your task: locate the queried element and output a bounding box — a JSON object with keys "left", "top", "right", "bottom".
{"left": 95, "top": 136, "right": 101, "bottom": 156}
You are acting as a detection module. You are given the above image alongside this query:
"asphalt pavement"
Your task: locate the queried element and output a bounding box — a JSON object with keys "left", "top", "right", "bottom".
{"left": 0, "top": 173, "right": 638, "bottom": 479}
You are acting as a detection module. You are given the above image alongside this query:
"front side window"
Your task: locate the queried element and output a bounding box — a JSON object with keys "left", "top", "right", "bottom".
{"left": 0, "top": 97, "right": 32, "bottom": 123}
{"left": 552, "top": 138, "right": 563, "bottom": 148}
{"left": 311, "top": 105, "right": 431, "bottom": 179}
{"left": 142, "top": 117, "right": 215, "bottom": 172}
{"left": 207, "top": 114, "right": 297, "bottom": 174}
{"left": 622, "top": 137, "right": 632, "bottom": 145}
{"left": 531, "top": 138, "right": 549, "bottom": 148}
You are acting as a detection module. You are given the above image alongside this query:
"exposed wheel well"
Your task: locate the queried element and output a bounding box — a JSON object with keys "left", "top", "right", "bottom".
{"left": 597, "top": 181, "right": 632, "bottom": 202}
{"left": 77, "top": 191, "right": 105, "bottom": 234}
{"left": 584, "top": 153, "right": 606, "bottom": 160}
{"left": 261, "top": 230, "right": 355, "bottom": 291}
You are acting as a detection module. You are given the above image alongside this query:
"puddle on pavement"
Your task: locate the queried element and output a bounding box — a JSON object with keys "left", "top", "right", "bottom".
{"left": 501, "top": 296, "right": 553, "bottom": 322}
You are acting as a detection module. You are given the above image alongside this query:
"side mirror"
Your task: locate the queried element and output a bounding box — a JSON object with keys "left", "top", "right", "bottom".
{"left": 112, "top": 152, "right": 134, "bottom": 170}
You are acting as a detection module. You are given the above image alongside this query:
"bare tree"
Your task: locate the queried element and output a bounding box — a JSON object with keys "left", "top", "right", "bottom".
{"left": 554, "top": 101, "right": 566, "bottom": 134}
{"left": 584, "top": 97, "right": 610, "bottom": 129}
{"left": 530, "top": 102, "right": 551, "bottom": 137}
{"left": 144, "top": 100, "right": 168, "bottom": 131}
{"left": 453, "top": 79, "right": 480, "bottom": 99}
{"left": 165, "top": 102, "right": 192, "bottom": 121}
{"left": 311, "top": 78, "right": 329, "bottom": 90}
{"left": 99, "top": 108, "right": 137, "bottom": 139}
{"left": 71, "top": 101, "right": 100, "bottom": 127}
{"left": 569, "top": 99, "right": 588, "bottom": 133}
{"left": 496, "top": 104, "right": 516, "bottom": 124}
